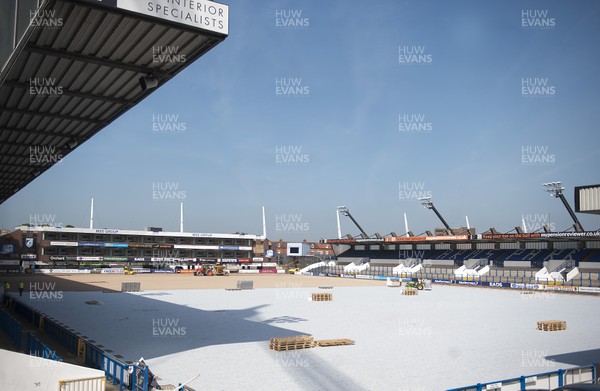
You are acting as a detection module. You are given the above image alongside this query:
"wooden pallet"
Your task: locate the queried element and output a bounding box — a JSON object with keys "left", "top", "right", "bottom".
{"left": 269, "top": 335, "right": 315, "bottom": 351}
{"left": 402, "top": 288, "right": 418, "bottom": 296}
{"left": 315, "top": 339, "right": 355, "bottom": 347}
{"left": 537, "top": 320, "right": 567, "bottom": 331}
{"left": 312, "top": 293, "right": 333, "bottom": 301}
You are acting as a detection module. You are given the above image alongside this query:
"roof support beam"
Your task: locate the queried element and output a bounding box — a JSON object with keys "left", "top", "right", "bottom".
{"left": 2, "top": 80, "right": 130, "bottom": 106}
{"left": 24, "top": 44, "right": 157, "bottom": 75}
{"left": 1, "top": 107, "right": 102, "bottom": 124}
{"left": 1, "top": 127, "right": 83, "bottom": 140}
{"left": 0, "top": 150, "right": 67, "bottom": 160}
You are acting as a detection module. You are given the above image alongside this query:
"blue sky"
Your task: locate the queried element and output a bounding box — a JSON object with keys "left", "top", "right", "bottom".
{"left": 1, "top": 0, "right": 599, "bottom": 241}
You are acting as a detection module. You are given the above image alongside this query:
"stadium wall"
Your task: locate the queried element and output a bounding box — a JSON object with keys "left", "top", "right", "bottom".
{"left": 0, "top": 348, "right": 105, "bottom": 391}
{"left": 579, "top": 262, "right": 600, "bottom": 270}
{"left": 504, "top": 261, "right": 532, "bottom": 268}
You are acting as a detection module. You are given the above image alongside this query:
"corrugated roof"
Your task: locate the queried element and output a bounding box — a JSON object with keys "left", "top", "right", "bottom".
{"left": 0, "top": 0, "right": 227, "bottom": 204}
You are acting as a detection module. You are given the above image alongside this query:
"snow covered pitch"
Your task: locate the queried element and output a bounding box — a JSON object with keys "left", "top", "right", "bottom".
{"left": 16, "top": 284, "right": 600, "bottom": 390}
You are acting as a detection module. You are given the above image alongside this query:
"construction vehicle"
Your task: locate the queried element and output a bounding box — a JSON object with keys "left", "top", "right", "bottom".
{"left": 406, "top": 280, "right": 424, "bottom": 290}
{"left": 124, "top": 266, "right": 136, "bottom": 275}
{"left": 194, "top": 264, "right": 230, "bottom": 276}
{"left": 212, "top": 265, "right": 230, "bottom": 276}
{"left": 284, "top": 259, "right": 300, "bottom": 274}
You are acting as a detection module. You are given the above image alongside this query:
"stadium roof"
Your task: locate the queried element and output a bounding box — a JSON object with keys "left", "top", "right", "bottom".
{"left": 11, "top": 225, "right": 261, "bottom": 240}
{"left": 325, "top": 230, "right": 600, "bottom": 244}
{"left": 575, "top": 185, "right": 600, "bottom": 215}
{"left": 0, "top": 0, "right": 228, "bottom": 205}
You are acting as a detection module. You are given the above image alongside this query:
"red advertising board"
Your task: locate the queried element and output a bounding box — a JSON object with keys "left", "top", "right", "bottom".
{"left": 425, "top": 235, "right": 469, "bottom": 241}
{"left": 384, "top": 235, "right": 468, "bottom": 242}
{"left": 384, "top": 236, "right": 427, "bottom": 242}
{"left": 481, "top": 233, "right": 541, "bottom": 240}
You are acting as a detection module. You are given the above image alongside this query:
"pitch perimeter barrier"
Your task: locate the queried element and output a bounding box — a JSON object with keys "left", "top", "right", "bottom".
{"left": 43, "top": 314, "right": 80, "bottom": 355}
{"left": 103, "top": 355, "right": 130, "bottom": 390}
{"left": 5, "top": 295, "right": 148, "bottom": 391}
{"left": 0, "top": 299, "right": 22, "bottom": 350}
{"left": 311, "top": 265, "right": 600, "bottom": 290}
{"left": 446, "top": 364, "right": 597, "bottom": 391}
{"left": 59, "top": 377, "right": 106, "bottom": 391}
{"left": 26, "top": 331, "right": 62, "bottom": 361}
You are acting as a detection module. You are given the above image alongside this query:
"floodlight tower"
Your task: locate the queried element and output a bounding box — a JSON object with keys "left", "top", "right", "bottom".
{"left": 543, "top": 182, "right": 584, "bottom": 232}
{"left": 418, "top": 197, "right": 452, "bottom": 233}
{"left": 337, "top": 206, "right": 369, "bottom": 239}
{"left": 336, "top": 206, "right": 343, "bottom": 239}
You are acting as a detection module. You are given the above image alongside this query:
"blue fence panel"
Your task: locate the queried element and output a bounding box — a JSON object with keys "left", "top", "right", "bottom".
{"left": 104, "top": 355, "right": 128, "bottom": 388}
{"left": 6, "top": 296, "right": 154, "bottom": 391}
{"left": 104, "top": 357, "right": 148, "bottom": 391}
{"left": 0, "top": 306, "right": 22, "bottom": 350}
{"left": 446, "top": 364, "right": 597, "bottom": 391}
{"left": 26, "top": 332, "right": 62, "bottom": 361}
{"left": 85, "top": 342, "right": 105, "bottom": 369}
{"left": 132, "top": 364, "right": 149, "bottom": 391}
{"left": 12, "top": 299, "right": 35, "bottom": 323}
{"left": 43, "top": 317, "right": 79, "bottom": 355}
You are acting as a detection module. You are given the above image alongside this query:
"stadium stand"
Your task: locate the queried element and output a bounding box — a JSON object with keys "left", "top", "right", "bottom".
{"left": 336, "top": 248, "right": 600, "bottom": 268}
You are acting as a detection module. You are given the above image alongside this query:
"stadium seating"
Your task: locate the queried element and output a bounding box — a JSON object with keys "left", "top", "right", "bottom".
{"left": 336, "top": 248, "right": 600, "bottom": 268}
{"left": 583, "top": 250, "right": 600, "bottom": 263}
